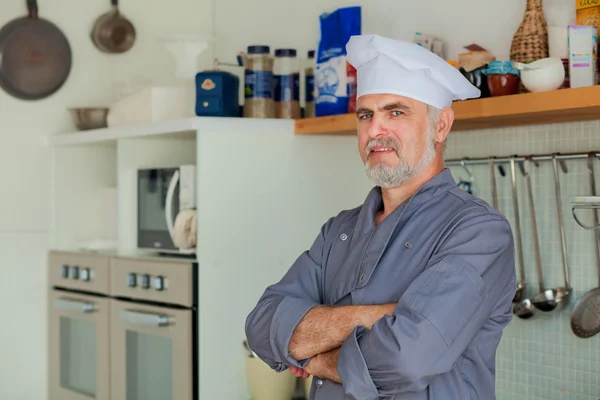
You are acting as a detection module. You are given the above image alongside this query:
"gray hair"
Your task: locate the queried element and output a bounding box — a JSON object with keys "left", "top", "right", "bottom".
{"left": 426, "top": 105, "right": 446, "bottom": 151}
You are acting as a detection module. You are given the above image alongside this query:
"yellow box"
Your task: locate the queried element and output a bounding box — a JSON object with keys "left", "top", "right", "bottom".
{"left": 576, "top": 0, "right": 600, "bottom": 33}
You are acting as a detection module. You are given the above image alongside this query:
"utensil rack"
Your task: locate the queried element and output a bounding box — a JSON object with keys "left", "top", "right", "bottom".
{"left": 446, "top": 150, "right": 600, "bottom": 230}
{"left": 445, "top": 150, "right": 600, "bottom": 166}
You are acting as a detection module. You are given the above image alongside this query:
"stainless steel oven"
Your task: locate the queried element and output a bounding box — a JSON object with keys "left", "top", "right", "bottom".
{"left": 109, "top": 256, "right": 198, "bottom": 400}
{"left": 48, "top": 251, "right": 198, "bottom": 400}
{"left": 137, "top": 165, "right": 196, "bottom": 254}
{"left": 48, "top": 251, "right": 111, "bottom": 400}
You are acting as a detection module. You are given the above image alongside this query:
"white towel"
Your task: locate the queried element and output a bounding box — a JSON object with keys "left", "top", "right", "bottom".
{"left": 172, "top": 209, "right": 197, "bottom": 250}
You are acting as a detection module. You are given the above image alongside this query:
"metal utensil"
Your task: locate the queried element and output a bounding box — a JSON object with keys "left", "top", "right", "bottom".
{"left": 532, "top": 154, "right": 571, "bottom": 312}
{"left": 514, "top": 157, "right": 544, "bottom": 319}
{"left": 91, "top": 0, "right": 136, "bottom": 54}
{"left": 489, "top": 157, "right": 499, "bottom": 210}
{"left": 509, "top": 157, "right": 526, "bottom": 303}
{"left": 571, "top": 154, "right": 600, "bottom": 338}
{"left": 0, "top": 0, "right": 72, "bottom": 100}
{"left": 68, "top": 107, "right": 109, "bottom": 130}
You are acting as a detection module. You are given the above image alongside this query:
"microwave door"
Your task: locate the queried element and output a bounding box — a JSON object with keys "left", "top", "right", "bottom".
{"left": 138, "top": 168, "right": 179, "bottom": 251}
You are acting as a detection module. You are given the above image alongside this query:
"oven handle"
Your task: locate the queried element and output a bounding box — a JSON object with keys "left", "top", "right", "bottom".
{"left": 120, "top": 310, "right": 173, "bottom": 327}
{"left": 55, "top": 298, "right": 96, "bottom": 313}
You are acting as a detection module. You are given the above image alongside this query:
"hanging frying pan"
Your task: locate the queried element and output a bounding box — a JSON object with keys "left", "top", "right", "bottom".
{"left": 0, "top": 0, "right": 72, "bottom": 100}
{"left": 91, "top": 0, "right": 136, "bottom": 54}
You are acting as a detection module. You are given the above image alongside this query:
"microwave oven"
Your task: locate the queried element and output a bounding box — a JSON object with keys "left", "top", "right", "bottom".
{"left": 137, "top": 165, "right": 196, "bottom": 254}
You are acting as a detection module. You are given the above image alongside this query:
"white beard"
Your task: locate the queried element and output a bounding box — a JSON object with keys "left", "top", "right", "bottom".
{"left": 364, "top": 128, "right": 437, "bottom": 188}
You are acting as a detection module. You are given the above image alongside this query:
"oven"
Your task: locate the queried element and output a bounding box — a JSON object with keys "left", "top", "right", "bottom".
{"left": 48, "top": 251, "right": 111, "bottom": 400}
{"left": 109, "top": 256, "right": 198, "bottom": 400}
{"left": 48, "top": 251, "right": 198, "bottom": 400}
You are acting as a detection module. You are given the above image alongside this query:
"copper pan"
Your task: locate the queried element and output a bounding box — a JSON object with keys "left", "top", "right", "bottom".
{"left": 91, "top": 0, "right": 135, "bottom": 54}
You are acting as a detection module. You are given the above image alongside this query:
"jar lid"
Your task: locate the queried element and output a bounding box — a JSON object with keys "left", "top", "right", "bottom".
{"left": 275, "top": 48, "right": 297, "bottom": 57}
{"left": 247, "top": 45, "right": 270, "bottom": 54}
{"left": 483, "top": 60, "right": 520, "bottom": 76}
{"left": 308, "top": 50, "right": 315, "bottom": 58}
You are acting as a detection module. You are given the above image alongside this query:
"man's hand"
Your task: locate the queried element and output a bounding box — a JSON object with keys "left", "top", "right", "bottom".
{"left": 289, "top": 366, "right": 310, "bottom": 379}
{"left": 289, "top": 303, "right": 396, "bottom": 360}
{"left": 304, "top": 347, "right": 342, "bottom": 384}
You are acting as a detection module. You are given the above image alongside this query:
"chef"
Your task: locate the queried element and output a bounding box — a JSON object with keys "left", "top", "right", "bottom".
{"left": 245, "top": 34, "right": 516, "bottom": 400}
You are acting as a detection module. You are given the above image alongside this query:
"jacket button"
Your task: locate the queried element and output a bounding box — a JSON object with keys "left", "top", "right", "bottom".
{"left": 316, "top": 379, "right": 323, "bottom": 388}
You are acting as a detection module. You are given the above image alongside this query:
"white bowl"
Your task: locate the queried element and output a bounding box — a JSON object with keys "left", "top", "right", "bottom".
{"left": 520, "top": 57, "right": 565, "bottom": 92}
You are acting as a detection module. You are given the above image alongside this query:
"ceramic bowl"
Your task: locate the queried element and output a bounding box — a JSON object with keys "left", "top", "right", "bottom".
{"left": 520, "top": 57, "right": 566, "bottom": 92}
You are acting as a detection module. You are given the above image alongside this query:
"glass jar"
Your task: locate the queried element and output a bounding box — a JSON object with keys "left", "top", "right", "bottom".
{"left": 273, "top": 48, "right": 300, "bottom": 119}
{"left": 304, "top": 50, "right": 315, "bottom": 118}
{"left": 243, "top": 45, "right": 275, "bottom": 118}
{"left": 483, "top": 61, "right": 521, "bottom": 97}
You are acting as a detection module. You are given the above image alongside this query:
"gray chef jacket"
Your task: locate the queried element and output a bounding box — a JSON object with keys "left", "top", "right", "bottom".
{"left": 245, "top": 168, "right": 516, "bottom": 400}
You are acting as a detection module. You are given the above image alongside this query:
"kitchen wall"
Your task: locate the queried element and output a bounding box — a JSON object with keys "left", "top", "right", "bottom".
{"left": 0, "top": 1, "right": 214, "bottom": 398}
{"left": 446, "top": 120, "right": 600, "bottom": 400}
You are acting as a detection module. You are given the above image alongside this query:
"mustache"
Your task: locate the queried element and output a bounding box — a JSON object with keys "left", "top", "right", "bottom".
{"left": 366, "top": 137, "right": 400, "bottom": 156}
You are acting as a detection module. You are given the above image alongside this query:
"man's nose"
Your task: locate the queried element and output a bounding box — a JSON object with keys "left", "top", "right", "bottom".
{"left": 367, "top": 115, "right": 389, "bottom": 139}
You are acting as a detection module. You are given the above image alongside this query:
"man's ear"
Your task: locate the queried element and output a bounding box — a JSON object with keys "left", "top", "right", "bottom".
{"left": 435, "top": 107, "right": 454, "bottom": 143}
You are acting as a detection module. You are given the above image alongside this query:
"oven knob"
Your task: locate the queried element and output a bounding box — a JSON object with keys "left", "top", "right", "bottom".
{"left": 60, "top": 265, "right": 69, "bottom": 279}
{"left": 140, "top": 274, "right": 150, "bottom": 289}
{"left": 152, "top": 276, "right": 165, "bottom": 291}
{"left": 127, "top": 273, "right": 137, "bottom": 287}
{"left": 70, "top": 265, "right": 80, "bottom": 280}
{"left": 80, "top": 268, "right": 91, "bottom": 282}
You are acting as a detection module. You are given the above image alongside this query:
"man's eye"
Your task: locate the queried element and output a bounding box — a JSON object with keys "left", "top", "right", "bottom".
{"left": 392, "top": 110, "right": 404, "bottom": 116}
{"left": 358, "top": 114, "right": 372, "bottom": 120}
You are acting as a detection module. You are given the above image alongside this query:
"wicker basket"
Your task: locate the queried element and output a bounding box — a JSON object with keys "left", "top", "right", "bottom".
{"left": 510, "top": 0, "right": 549, "bottom": 91}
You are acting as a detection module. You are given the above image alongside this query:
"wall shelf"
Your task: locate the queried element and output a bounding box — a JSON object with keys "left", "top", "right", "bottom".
{"left": 294, "top": 85, "right": 600, "bottom": 135}
{"left": 46, "top": 117, "right": 294, "bottom": 146}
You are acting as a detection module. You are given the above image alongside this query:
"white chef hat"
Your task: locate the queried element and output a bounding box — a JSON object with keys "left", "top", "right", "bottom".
{"left": 346, "top": 34, "right": 480, "bottom": 109}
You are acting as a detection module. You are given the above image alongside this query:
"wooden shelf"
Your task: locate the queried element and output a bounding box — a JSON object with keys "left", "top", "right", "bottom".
{"left": 294, "top": 85, "right": 600, "bottom": 135}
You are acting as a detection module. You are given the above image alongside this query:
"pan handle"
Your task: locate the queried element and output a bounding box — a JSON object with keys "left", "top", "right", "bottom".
{"left": 26, "top": 0, "right": 38, "bottom": 18}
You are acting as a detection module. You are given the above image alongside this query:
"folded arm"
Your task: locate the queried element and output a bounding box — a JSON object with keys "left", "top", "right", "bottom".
{"left": 288, "top": 303, "right": 396, "bottom": 360}
{"left": 335, "top": 212, "right": 516, "bottom": 399}
{"left": 245, "top": 216, "right": 398, "bottom": 372}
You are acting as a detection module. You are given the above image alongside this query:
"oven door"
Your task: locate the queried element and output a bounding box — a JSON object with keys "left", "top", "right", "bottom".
{"left": 48, "top": 290, "right": 110, "bottom": 400}
{"left": 110, "top": 299, "right": 193, "bottom": 400}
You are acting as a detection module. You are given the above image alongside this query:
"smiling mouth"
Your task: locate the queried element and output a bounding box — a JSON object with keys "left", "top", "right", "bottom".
{"left": 369, "top": 146, "right": 396, "bottom": 156}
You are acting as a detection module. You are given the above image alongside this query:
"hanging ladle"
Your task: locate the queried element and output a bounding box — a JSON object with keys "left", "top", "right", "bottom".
{"left": 571, "top": 153, "right": 600, "bottom": 338}
{"left": 531, "top": 154, "right": 572, "bottom": 312}
{"left": 513, "top": 157, "right": 544, "bottom": 319}
{"left": 509, "top": 156, "right": 526, "bottom": 304}
{"left": 489, "top": 157, "right": 499, "bottom": 210}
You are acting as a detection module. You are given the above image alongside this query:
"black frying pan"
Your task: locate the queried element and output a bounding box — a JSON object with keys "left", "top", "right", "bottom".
{"left": 0, "top": 0, "right": 72, "bottom": 100}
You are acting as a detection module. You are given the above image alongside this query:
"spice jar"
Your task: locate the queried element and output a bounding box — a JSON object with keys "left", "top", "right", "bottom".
{"left": 304, "top": 50, "right": 315, "bottom": 118}
{"left": 483, "top": 61, "right": 521, "bottom": 97}
{"left": 243, "top": 45, "right": 275, "bottom": 118}
{"left": 274, "top": 49, "right": 301, "bottom": 119}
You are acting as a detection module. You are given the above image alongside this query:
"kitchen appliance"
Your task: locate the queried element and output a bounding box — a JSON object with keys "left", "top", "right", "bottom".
{"left": 195, "top": 70, "right": 240, "bottom": 117}
{"left": 48, "top": 250, "right": 198, "bottom": 400}
{"left": 48, "top": 251, "right": 112, "bottom": 400}
{"left": 109, "top": 256, "right": 198, "bottom": 400}
{"left": 137, "top": 165, "right": 196, "bottom": 254}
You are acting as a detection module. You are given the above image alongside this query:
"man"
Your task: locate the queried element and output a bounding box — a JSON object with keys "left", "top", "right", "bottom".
{"left": 245, "top": 34, "right": 516, "bottom": 400}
